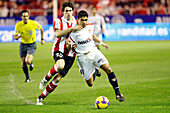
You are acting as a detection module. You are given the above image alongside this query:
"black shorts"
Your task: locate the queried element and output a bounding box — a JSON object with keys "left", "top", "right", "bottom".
{"left": 19, "top": 42, "right": 36, "bottom": 58}
{"left": 53, "top": 50, "right": 75, "bottom": 77}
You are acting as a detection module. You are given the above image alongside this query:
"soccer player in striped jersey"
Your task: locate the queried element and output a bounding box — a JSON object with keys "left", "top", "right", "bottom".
{"left": 37, "top": 2, "right": 82, "bottom": 105}
{"left": 68, "top": 10, "right": 125, "bottom": 102}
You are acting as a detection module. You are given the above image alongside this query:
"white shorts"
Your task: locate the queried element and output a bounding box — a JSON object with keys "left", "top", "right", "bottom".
{"left": 77, "top": 47, "right": 109, "bottom": 80}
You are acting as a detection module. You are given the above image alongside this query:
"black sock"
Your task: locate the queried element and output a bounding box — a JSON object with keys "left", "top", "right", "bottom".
{"left": 93, "top": 73, "right": 96, "bottom": 81}
{"left": 93, "top": 68, "right": 98, "bottom": 81}
{"left": 22, "top": 66, "right": 29, "bottom": 79}
{"left": 45, "top": 76, "right": 51, "bottom": 81}
{"left": 107, "top": 72, "right": 120, "bottom": 95}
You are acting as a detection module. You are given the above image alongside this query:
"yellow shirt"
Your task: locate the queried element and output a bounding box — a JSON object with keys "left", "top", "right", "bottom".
{"left": 14, "top": 19, "right": 42, "bottom": 44}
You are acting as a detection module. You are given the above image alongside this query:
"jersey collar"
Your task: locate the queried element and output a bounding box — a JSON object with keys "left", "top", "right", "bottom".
{"left": 62, "top": 16, "right": 76, "bottom": 23}
{"left": 22, "top": 19, "right": 30, "bottom": 24}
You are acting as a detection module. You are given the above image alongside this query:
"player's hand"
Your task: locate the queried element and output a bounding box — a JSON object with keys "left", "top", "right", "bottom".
{"left": 41, "top": 40, "right": 45, "bottom": 45}
{"left": 66, "top": 38, "right": 72, "bottom": 50}
{"left": 14, "top": 35, "right": 21, "bottom": 40}
{"left": 72, "top": 25, "right": 82, "bottom": 31}
{"left": 72, "top": 44, "right": 77, "bottom": 51}
{"left": 102, "top": 43, "right": 109, "bottom": 51}
{"left": 66, "top": 38, "right": 71, "bottom": 45}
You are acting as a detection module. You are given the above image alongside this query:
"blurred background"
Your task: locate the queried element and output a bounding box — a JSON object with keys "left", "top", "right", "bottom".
{"left": 0, "top": 0, "right": 170, "bottom": 42}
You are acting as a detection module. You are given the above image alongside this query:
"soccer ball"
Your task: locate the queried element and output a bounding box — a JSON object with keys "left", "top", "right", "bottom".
{"left": 95, "top": 96, "right": 109, "bottom": 109}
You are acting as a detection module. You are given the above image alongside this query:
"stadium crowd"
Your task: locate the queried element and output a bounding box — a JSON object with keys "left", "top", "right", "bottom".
{"left": 0, "top": 0, "right": 170, "bottom": 17}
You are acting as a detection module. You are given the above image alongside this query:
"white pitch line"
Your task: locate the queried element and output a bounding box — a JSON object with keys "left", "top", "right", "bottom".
{"left": 8, "top": 74, "right": 36, "bottom": 105}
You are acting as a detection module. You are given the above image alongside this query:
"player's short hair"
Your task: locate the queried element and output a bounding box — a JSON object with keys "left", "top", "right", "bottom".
{"left": 62, "top": 2, "right": 74, "bottom": 12}
{"left": 78, "top": 10, "right": 88, "bottom": 19}
{"left": 21, "top": 10, "right": 29, "bottom": 16}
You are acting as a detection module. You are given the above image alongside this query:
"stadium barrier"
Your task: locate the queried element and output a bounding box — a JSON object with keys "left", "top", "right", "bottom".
{"left": 0, "top": 15, "right": 170, "bottom": 25}
{"left": 0, "top": 23, "right": 169, "bottom": 43}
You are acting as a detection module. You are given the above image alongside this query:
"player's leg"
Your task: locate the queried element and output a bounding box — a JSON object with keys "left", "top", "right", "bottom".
{"left": 25, "top": 54, "right": 34, "bottom": 71}
{"left": 77, "top": 55, "right": 95, "bottom": 87}
{"left": 93, "top": 48, "right": 124, "bottom": 101}
{"left": 94, "top": 68, "right": 101, "bottom": 77}
{"left": 19, "top": 43, "right": 30, "bottom": 82}
{"left": 21, "top": 57, "right": 30, "bottom": 82}
{"left": 26, "top": 42, "right": 36, "bottom": 71}
{"left": 86, "top": 75, "right": 94, "bottom": 87}
{"left": 37, "top": 73, "right": 62, "bottom": 105}
{"left": 39, "top": 51, "right": 65, "bottom": 90}
{"left": 39, "top": 60, "right": 64, "bottom": 90}
{"left": 94, "top": 34, "right": 103, "bottom": 77}
{"left": 100, "top": 63, "right": 125, "bottom": 102}
{"left": 37, "top": 56, "right": 75, "bottom": 105}
{"left": 44, "top": 59, "right": 65, "bottom": 81}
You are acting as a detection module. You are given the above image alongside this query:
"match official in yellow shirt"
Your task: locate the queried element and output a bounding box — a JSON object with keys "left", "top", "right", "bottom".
{"left": 14, "top": 10, "right": 44, "bottom": 82}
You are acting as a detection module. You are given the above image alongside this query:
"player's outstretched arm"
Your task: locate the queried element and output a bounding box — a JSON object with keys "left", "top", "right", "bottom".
{"left": 93, "top": 34, "right": 109, "bottom": 50}
{"left": 55, "top": 26, "right": 82, "bottom": 38}
{"left": 40, "top": 27, "right": 44, "bottom": 45}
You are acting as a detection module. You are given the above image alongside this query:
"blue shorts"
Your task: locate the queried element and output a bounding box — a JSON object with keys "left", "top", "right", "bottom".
{"left": 19, "top": 42, "right": 36, "bottom": 58}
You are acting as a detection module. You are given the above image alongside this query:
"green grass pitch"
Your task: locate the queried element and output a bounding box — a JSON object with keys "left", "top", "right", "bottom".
{"left": 0, "top": 41, "right": 169, "bottom": 113}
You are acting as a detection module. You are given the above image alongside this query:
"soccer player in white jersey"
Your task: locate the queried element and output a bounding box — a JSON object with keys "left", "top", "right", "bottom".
{"left": 68, "top": 10, "right": 125, "bottom": 102}
{"left": 36, "top": 2, "right": 82, "bottom": 105}
{"left": 88, "top": 6, "right": 106, "bottom": 50}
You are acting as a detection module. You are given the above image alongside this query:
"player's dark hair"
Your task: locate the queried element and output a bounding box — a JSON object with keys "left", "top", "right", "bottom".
{"left": 21, "top": 10, "right": 29, "bottom": 16}
{"left": 78, "top": 10, "right": 88, "bottom": 19}
{"left": 62, "top": 2, "right": 74, "bottom": 12}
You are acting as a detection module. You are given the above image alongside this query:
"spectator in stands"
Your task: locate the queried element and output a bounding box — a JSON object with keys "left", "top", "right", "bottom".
{"left": 77, "top": 3, "right": 90, "bottom": 14}
{"left": 42, "top": 0, "right": 48, "bottom": 10}
{"left": 167, "top": 4, "right": 170, "bottom": 14}
{"left": 108, "top": 1, "right": 119, "bottom": 15}
{"left": 0, "top": 1, "right": 9, "bottom": 17}
{"left": 134, "top": 2, "right": 148, "bottom": 15}
{"left": 129, "top": 3, "right": 136, "bottom": 15}
{"left": 156, "top": 3, "right": 166, "bottom": 15}
{"left": 1, "top": 0, "right": 170, "bottom": 17}
{"left": 123, "top": 4, "right": 130, "bottom": 15}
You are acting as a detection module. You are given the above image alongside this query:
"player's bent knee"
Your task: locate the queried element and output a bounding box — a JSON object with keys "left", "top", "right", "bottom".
{"left": 25, "top": 59, "right": 32, "bottom": 64}
{"left": 56, "top": 60, "right": 65, "bottom": 71}
{"left": 57, "top": 65, "right": 64, "bottom": 71}
{"left": 101, "top": 64, "right": 113, "bottom": 74}
{"left": 107, "top": 67, "right": 112, "bottom": 74}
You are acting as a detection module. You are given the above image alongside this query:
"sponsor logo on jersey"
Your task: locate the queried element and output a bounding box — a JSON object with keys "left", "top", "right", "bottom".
{"left": 78, "top": 38, "right": 91, "bottom": 45}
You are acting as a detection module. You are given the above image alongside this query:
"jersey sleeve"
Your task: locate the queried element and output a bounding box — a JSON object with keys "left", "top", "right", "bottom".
{"left": 53, "top": 18, "right": 61, "bottom": 30}
{"left": 14, "top": 23, "right": 20, "bottom": 35}
{"left": 100, "top": 16, "right": 106, "bottom": 31}
{"left": 34, "top": 21, "right": 42, "bottom": 30}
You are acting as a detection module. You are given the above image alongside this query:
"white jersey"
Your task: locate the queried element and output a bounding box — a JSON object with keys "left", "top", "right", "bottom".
{"left": 88, "top": 14, "right": 106, "bottom": 36}
{"left": 52, "top": 16, "right": 77, "bottom": 57}
{"left": 69, "top": 24, "right": 95, "bottom": 56}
